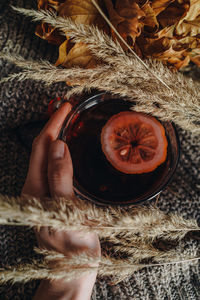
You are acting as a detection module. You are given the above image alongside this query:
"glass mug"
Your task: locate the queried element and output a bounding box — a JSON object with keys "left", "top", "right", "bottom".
{"left": 59, "top": 93, "right": 180, "bottom": 206}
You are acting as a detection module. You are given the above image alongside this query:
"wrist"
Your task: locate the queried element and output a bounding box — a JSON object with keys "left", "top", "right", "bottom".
{"left": 33, "top": 270, "right": 98, "bottom": 300}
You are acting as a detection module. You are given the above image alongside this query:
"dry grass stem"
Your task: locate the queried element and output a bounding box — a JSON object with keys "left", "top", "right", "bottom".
{"left": 0, "top": 53, "right": 111, "bottom": 85}
{"left": 0, "top": 264, "right": 93, "bottom": 284}
{"left": 0, "top": 194, "right": 199, "bottom": 240}
{"left": 10, "top": 6, "right": 127, "bottom": 66}
{"left": 10, "top": 6, "right": 200, "bottom": 95}
{"left": 1, "top": 8, "right": 200, "bottom": 133}
{"left": 42, "top": 246, "right": 199, "bottom": 282}
{"left": 1, "top": 53, "right": 199, "bottom": 133}
{"left": 101, "top": 243, "right": 178, "bottom": 262}
{"left": 1, "top": 247, "right": 199, "bottom": 284}
{"left": 36, "top": 246, "right": 182, "bottom": 268}
{"left": 0, "top": 194, "right": 199, "bottom": 284}
{"left": 35, "top": 248, "right": 100, "bottom": 266}
{"left": 10, "top": 5, "right": 171, "bottom": 90}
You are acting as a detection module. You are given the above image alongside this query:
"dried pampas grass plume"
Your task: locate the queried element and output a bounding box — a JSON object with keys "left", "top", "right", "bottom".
{"left": 1, "top": 7, "right": 199, "bottom": 134}
{"left": 9, "top": 4, "right": 171, "bottom": 90}
{"left": 0, "top": 194, "right": 199, "bottom": 240}
{"left": 0, "top": 194, "right": 199, "bottom": 284}
{"left": 0, "top": 262, "right": 94, "bottom": 284}
{"left": 0, "top": 53, "right": 110, "bottom": 86}
{"left": 0, "top": 247, "right": 199, "bottom": 285}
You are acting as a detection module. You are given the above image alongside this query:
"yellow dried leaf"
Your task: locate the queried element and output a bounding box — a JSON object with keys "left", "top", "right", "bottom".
{"left": 104, "top": 0, "right": 145, "bottom": 47}
{"left": 55, "top": 0, "right": 107, "bottom": 69}
{"left": 37, "top": 0, "right": 107, "bottom": 70}
{"left": 56, "top": 41, "right": 97, "bottom": 68}
{"left": 175, "top": 0, "right": 200, "bottom": 36}
{"left": 141, "top": 3, "right": 159, "bottom": 32}
{"left": 55, "top": 40, "right": 73, "bottom": 66}
{"left": 36, "top": 0, "right": 200, "bottom": 70}
{"left": 58, "top": 0, "right": 101, "bottom": 25}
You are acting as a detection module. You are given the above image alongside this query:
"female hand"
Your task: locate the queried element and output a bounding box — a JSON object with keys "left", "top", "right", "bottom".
{"left": 22, "top": 102, "right": 101, "bottom": 300}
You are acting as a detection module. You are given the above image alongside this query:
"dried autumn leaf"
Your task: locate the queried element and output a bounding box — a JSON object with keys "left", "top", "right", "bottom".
{"left": 137, "top": 24, "right": 190, "bottom": 69}
{"left": 35, "top": 0, "right": 200, "bottom": 70}
{"left": 55, "top": 0, "right": 108, "bottom": 69}
{"left": 155, "top": 46, "right": 190, "bottom": 69}
{"left": 55, "top": 41, "right": 97, "bottom": 68}
{"left": 36, "top": 0, "right": 108, "bottom": 70}
{"left": 58, "top": 0, "right": 105, "bottom": 28}
{"left": 157, "top": 0, "right": 189, "bottom": 28}
{"left": 36, "top": 0, "right": 65, "bottom": 44}
{"left": 135, "top": 0, "right": 200, "bottom": 69}
{"left": 104, "top": 0, "right": 145, "bottom": 48}
{"left": 37, "top": 0, "right": 65, "bottom": 11}
{"left": 55, "top": 40, "right": 98, "bottom": 85}
{"left": 141, "top": 3, "right": 159, "bottom": 33}
{"left": 55, "top": 39, "right": 73, "bottom": 66}
{"left": 175, "top": 0, "right": 200, "bottom": 36}
{"left": 151, "top": 0, "right": 174, "bottom": 16}
{"left": 137, "top": 26, "right": 173, "bottom": 56}
{"left": 191, "top": 55, "right": 200, "bottom": 67}
{"left": 36, "top": 22, "right": 66, "bottom": 45}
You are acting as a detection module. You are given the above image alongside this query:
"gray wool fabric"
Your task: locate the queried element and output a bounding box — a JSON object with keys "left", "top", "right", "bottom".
{"left": 0, "top": 0, "right": 200, "bottom": 299}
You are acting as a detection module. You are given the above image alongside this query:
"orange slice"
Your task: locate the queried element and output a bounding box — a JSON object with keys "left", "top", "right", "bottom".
{"left": 101, "top": 111, "right": 168, "bottom": 174}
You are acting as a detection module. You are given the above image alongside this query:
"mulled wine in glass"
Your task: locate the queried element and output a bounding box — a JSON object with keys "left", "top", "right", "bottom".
{"left": 59, "top": 93, "right": 180, "bottom": 206}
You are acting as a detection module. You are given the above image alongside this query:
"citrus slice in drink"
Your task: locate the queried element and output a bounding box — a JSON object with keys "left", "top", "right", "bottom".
{"left": 101, "top": 111, "right": 168, "bottom": 174}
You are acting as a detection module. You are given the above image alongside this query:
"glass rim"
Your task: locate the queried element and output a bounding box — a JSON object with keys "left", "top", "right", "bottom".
{"left": 59, "top": 93, "right": 180, "bottom": 206}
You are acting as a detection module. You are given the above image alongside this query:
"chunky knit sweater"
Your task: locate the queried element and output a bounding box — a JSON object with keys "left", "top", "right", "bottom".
{"left": 0, "top": 1, "right": 199, "bottom": 299}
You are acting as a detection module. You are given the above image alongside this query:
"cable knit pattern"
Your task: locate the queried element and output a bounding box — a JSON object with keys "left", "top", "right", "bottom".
{"left": 0, "top": 1, "right": 199, "bottom": 299}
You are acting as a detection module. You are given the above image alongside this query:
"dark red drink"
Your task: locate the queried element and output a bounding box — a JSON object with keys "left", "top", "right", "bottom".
{"left": 60, "top": 94, "right": 179, "bottom": 206}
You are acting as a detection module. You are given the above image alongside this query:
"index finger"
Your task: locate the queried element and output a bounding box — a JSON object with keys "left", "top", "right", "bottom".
{"left": 38, "top": 102, "right": 72, "bottom": 141}
{"left": 23, "top": 102, "right": 72, "bottom": 197}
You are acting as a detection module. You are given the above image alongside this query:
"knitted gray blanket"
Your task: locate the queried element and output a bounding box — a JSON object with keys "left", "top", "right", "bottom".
{"left": 0, "top": 0, "right": 199, "bottom": 299}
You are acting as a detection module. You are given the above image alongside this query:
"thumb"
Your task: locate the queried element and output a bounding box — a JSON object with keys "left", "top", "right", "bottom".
{"left": 48, "top": 140, "right": 74, "bottom": 197}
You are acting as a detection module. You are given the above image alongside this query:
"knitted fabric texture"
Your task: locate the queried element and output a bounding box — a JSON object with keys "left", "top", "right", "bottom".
{"left": 0, "top": 1, "right": 200, "bottom": 299}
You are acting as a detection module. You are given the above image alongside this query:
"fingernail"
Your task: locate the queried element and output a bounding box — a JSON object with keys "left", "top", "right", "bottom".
{"left": 52, "top": 141, "right": 65, "bottom": 159}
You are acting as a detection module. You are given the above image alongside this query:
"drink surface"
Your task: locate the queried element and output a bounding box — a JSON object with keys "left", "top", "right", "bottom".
{"left": 65, "top": 99, "right": 170, "bottom": 204}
